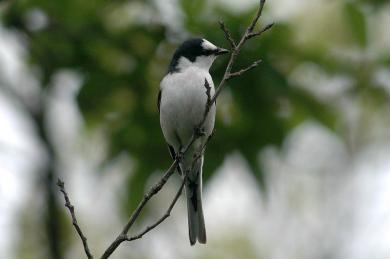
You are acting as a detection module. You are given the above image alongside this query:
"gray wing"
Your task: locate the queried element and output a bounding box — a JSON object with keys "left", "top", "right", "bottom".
{"left": 158, "top": 88, "right": 182, "bottom": 175}
{"left": 157, "top": 89, "right": 162, "bottom": 113}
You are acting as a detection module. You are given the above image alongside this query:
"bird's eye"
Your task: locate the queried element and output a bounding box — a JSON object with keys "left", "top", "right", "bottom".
{"left": 202, "top": 49, "right": 214, "bottom": 56}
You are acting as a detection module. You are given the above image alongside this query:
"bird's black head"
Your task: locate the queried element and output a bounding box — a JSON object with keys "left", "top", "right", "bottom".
{"left": 168, "top": 38, "right": 228, "bottom": 73}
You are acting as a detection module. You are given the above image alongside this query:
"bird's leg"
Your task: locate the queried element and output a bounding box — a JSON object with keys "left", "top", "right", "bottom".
{"left": 192, "top": 151, "right": 203, "bottom": 176}
{"left": 194, "top": 126, "right": 206, "bottom": 138}
{"left": 175, "top": 146, "right": 185, "bottom": 177}
{"left": 193, "top": 151, "right": 202, "bottom": 159}
{"left": 176, "top": 148, "right": 184, "bottom": 162}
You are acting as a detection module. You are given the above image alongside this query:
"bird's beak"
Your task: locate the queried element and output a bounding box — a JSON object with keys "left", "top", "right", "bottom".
{"left": 215, "top": 48, "right": 229, "bottom": 56}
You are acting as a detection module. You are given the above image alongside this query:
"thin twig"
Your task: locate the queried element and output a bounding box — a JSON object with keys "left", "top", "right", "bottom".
{"left": 120, "top": 161, "right": 180, "bottom": 235}
{"left": 57, "top": 179, "right": 94, "bottom": 259}
{"left": 246, "top": 22, "right": 274, "bottom": 40}
{"left": 100, "top": 159, "right": 180, "bottom": 259}
{"left": 101, "top": 133, "right": 198, "bottom": 259}
{"left": 102, "top": 1, "right": 271, "bottom": 256}
{"left": 219, "top": 21, "right": 236, "bottom": 49}
{"left": 247, "top": 0, "right": 266, "bottom": 33}
{"left": 106, "top": 79, "right": 214, "bottom": 252}
{"left": 191, "top": 129, "right": 215, "bottom": 170}
{"left": 126, "top": 176, "right": 187, "bottom": 241}
{"left": 202, "top": 79, "right": 213, "bottom": 120}
{"left": 211, "top": 0, "right": 271, "bottom": 105}
{"left": 60, "top": 1, "right": 272, "bottom": 258}
{"left": 227, "top": 59, "right": 262, "bottom": 80}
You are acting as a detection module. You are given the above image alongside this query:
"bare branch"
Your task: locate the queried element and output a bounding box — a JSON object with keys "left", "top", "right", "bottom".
{"left": 227, "top": 59, "right": 262, "bottom": 80}
{"left": 126, "top": 176, "right": 186, "bottom": 241}
{"left": 247, "top": 0, "right": 266, "bottom": 33}
{"left": 213, "top": 0, "right": 270, "bottom": 104}
{"left": 101, "top": 130, "right": 200, "bottom": 259}
{"left": 246, "top": 22, "right": 274, "bottom": 40}
{"left": 57, "top": 179, "right": 94, "bottom": 259}
{"left": 121, "top": 161, "right": 180, "bottom": 234}
{"left": 219, "top": 21, "right": 236, "bottom": 49}
{"left": 204, "top": 79, "right": 212, "bottom": 102}
{"left": 192, "top": 129, "right": 215, "bottom": 169}
{"left": 102, "top": 1, "right": 272, "bottom": 254}
{"left": 100, "top": 159, "right": 180, "bottom": 259}
{"left": 202, "top": 79, "right": 213, "bottom": 121}
{"left": 60, "top": 1, "right": 273, "bottom": 258}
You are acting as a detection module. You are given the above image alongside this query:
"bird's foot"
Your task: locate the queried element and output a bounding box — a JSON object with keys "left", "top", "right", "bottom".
{"left": 193, "top": 150, "right": 202, "bottom": 161}
{"left": 194, "top": 126, "right": 206, "bottom": 138}
{"left": 175, "top": 150, "right": 184, "bottom": 162}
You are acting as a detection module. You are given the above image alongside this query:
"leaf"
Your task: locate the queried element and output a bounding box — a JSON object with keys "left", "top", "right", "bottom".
{"left": 344, "top": 2, "right": 367, "bottom": 47}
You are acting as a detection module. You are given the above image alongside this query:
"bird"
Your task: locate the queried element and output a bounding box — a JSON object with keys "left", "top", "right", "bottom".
{"left": 158, "top": 38, "right": 228, "bottom": 245}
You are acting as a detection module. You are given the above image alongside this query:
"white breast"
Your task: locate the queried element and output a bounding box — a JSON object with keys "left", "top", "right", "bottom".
{"left": 159, "top": 66, "right": 216, "bottom": 150}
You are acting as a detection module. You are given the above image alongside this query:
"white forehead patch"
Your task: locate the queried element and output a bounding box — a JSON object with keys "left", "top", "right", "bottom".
{"left": 201, "top": 39, "right": 217, "bottom": 50}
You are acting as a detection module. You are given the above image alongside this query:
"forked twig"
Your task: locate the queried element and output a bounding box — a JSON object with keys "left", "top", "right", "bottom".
{"left": 219, "top": 21, "right": 236, "bottom": 48}
{"left": 211, "top": 0, "right": 273, "bottom": 105}
{"left": 57, "top": 179, "right": 94, "bottom": 259}
{"left": 58, "top": 1, "right": 273, "bottom": 258}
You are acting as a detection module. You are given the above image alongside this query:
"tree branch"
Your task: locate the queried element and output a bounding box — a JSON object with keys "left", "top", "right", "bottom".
{"left": 126, "top": 176, "right": 187, "bottom": 242}
{"left": 100, "top": 159, "right": 180, "bottom": 259}
{"left": 248, "top": 0, "right": 266, "bottom": 33}
{"left": 100, "top": 133, "right": 197, "bottom": 259}
{"left": 211, "top": 0, "right": 271, "bottom": 105}
{"left": 202, "top": 79, "right": 213, "bottom": 120}
{"left": 218, "top": 21, "right": 236, "bottom": 49}
{"left": 57, "top": 179, "right": 94, "bottom": 259}
{"left": 192, "top": 129, "right": 215, "bottom": 170}
{"left": 59, "top": 1, "right": 272, "bottom": 258}
{"left": 246, "top": 22, "right": 274, "bottom": 40}
{"left": 227, "top": 59, "right": 262, "bottom": 80}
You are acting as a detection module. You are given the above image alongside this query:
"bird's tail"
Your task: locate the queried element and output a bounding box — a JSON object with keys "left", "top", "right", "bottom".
{"left": 185, "top": 155, "right": 206, "bottom": 245}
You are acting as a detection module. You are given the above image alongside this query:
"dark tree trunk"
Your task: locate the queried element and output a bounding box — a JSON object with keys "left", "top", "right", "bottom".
{"left": 33, "top": 111, "right": 63, "bottom": 259}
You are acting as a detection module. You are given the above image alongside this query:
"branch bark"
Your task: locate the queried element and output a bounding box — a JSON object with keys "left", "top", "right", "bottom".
{"left": 218, "top": 21, "right": 236, "bottom": 49}
{"left": 99, "top": 160, "right": 181, "bottom": 259}
{"left": 126, "top": 176, "right": 186, "bottom": 242}
{"left": 100, "top": 134, "right": 198, "bottom": 259}
{"left": 58, "top": 0, "right": 273, "bottom": 258}
{"left": 211, "top": 0, "right": 273, "bottom": 105}
{"left": 57, "top": 179, "right": 94, "bottom": 259}
{"left": 226, "top": 59, "right": 263, "bottom": 80}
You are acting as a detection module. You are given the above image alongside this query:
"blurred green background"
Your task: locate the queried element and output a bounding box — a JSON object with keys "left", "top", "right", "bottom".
{"left": 1, "top": 0, "right": 390, "bottom": 258}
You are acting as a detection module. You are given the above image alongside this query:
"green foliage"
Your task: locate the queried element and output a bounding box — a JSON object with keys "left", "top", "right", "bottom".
{"left": 4, "top": 1, "right": 390, "bottom": 258}
{"left": 344, "top": 2, "right": 367, "bottom": 47}
{"left": 2, "top": 0, "right": 357, "bottom": 216}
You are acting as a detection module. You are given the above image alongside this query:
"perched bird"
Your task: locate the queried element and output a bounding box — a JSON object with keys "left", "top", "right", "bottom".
{"left": 158, "top": 38, "right": 228, "bottom": 245}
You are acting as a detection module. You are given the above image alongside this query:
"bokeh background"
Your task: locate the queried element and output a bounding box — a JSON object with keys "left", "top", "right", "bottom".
{"left": 1, "top": 0, "right": 390, "bottom": 258}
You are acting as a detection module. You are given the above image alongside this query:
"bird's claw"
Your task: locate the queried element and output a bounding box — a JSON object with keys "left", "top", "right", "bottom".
{"left": 193, "top": 151, "right": 202, "bottom": 159}
{"left": 194, "top": 126, "right": 206, "bottom": 137}
{"left": 175, "top": 151, "right": 184, "bottom": 162}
